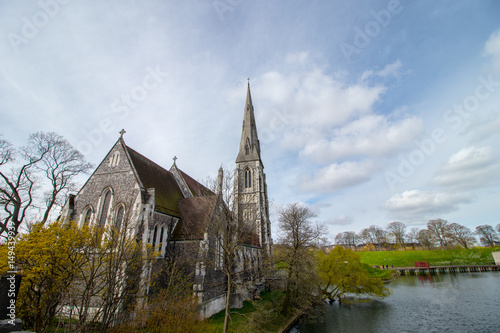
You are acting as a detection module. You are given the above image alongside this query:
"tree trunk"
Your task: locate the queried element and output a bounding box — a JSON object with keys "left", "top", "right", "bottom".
{"left": 223, "top": 274, "right": 232, "bottom": 333}
{"left": 282, "top": 265, "right": 293, "bottom": 315}
{"left": 41, "top": 193, "right": 56, "bottom": 225}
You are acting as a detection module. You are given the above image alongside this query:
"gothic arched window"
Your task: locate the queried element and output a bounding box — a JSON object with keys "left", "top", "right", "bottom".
{"left": 244, "top": 168, "right": 252, "bottom": 188}
{"left": 115, "top": 205, "right": 125, "bottom": 230}
{"left": 99, "top": 190, "right": 112, "bottom": 227}
{"left": 83, "top": 206, "right": 93, "bottom": 226}
{"left": 159, "top": 226, "right": 164, "bottom": 253}
{"left": 152, "top": 225, "right": 158, "bottom": 248}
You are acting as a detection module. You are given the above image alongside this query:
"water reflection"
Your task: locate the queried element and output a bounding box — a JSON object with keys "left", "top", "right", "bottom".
{"left": 417, "top": 274, "right": 433, "bottom": 283}
{"left": 291, "top": 272, "right": 500, "bottom": 333}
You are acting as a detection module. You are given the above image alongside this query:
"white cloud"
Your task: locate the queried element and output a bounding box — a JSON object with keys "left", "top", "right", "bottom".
{"left": 285, "top": 52, "right": 309, "bottom": 65}
{"left": 255, "top": 67, "right": 386, "bottom": 136}
{"left": 463, "top": 111, "right": 500, "bottom": 143}
{"left": 301, "top": 114, "right": 422, "bottom": 163}
{"left": 484, "top": 29, "right": 500, "bottom": 73}
{"left": 298, "top": 160, "right": 375, "bottom": 193}
{"left": 251, "top": 59, "right": 421, "bottom": 159}
{"left": 433, "top": 146, "right": 500, "bottom": 190}
{"left": 248, "top": 58, "right": 423, "bottom": 195}
{"left": 360, "top": 59, "right": 404, "bottom": 82}
{"left": 326, "top": 214, "right": 354, "bottom": 226}
{"left": 382, "top": 190, "right": 473, "bottom": 222}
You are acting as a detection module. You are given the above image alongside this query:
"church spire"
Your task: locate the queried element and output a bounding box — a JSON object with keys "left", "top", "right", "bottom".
{"left": 236, "top": 82, "right": 262, "bottom": 164}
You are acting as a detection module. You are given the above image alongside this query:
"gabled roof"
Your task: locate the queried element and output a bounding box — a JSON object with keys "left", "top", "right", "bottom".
{"left": 171, "top": 196, "right": 217, "bottom": 241}
{"left": 79, "top": 134, "right": 216, "bottom": 223}
{"left": 125, "top": 144, "right": 212, "bottom": 218}
{"left": 125, "top": 146, "right": 185, "bottom": 216}
{"left": 179, "top": 169, "right": 214, "bottom": 197}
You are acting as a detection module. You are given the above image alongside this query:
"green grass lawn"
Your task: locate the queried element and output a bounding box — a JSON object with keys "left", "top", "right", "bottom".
{"left": 208, "top": 291, "right": 293, "bottom": 333}
{"left": 363, "top": 263, "right": 396, "bottom": 280}
{"left": 358, "top": 248, "right": 497, "bottom": 267}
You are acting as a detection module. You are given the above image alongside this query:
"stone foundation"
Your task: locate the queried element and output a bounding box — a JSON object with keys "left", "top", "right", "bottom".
{"left": 493, "top": 251, "right": 500, "bottom": 265}
{"left": 199, "top": 293, "right": 226, "bottom": 319}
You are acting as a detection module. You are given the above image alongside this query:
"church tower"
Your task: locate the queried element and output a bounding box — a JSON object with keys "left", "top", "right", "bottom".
{"left": 234, "top": 83, "right": 272, "bottom": 256}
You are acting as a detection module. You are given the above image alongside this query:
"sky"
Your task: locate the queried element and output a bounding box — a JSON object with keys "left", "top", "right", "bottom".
{"left": 1, "top": 0, "right": 500, "bottom": 242}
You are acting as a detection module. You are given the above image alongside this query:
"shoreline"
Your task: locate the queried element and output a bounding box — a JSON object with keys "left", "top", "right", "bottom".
{"left": 279, "top": 311, "right": 303, "bottom": 333}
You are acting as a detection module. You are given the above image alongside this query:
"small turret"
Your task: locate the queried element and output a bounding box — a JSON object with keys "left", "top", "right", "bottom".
{"left": 217, "top": 166, "right": 223, "bottom": 195}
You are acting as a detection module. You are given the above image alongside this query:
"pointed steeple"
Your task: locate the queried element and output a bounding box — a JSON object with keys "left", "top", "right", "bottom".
{"left": 236, "top": 82, "right": 262, "bottom": 164}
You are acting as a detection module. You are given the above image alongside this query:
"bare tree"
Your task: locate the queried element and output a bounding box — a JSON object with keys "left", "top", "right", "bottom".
{"left": 202, "top": 164, "right": 234, "bottom": 208}
{"left": 359, "top": 228, "right": 377, "bottom": 250}
{"left": 1, "top": 136, "right": 46, "bottom": 237}
{"left": 276, "top": 202, "right": 326, "bottom": 315}
{"left": 374, "top": 226, "right": 388, "bottom": 250}
{"left": 0, "top": 138, "right": 13, "bottom": 166}
{"left": 387, "top": 221, "right": 406, "bottom": 250}
{"left": 343, "top": 231, "right": 358, "bottom": 250}
{"left": 203, "top": 167, "right": 262, "bottom": 333}
{"left": 32, "top": 132, "right": 93, "bottom": 224}
{"left": 211, "top": 195, "right": 238, "bottom": 333}
{"left": 359, "top": 225, "right": 386, "bottom": 250}
{"left": 406, "top": 228, "right": 419, "bottom": 249}
{"left": 417, "top": 229, "right": 434, "bottom": 250}
{"left": 0, "top": 132, "right": 92, "bottom": 238}
{"left": 62, "top": 211, "right": 151, "bottom": 333}
{"left": 426, "top": 219, "right": 450, "bottom": 249}
{"left": 334, "top": 232, "right": 346, "bottom": 246}
{"left": 335, "top": 231, "right": 358, "bottom": 250}
{"left": 475, "top": 224, "right": 499, "bottom": 248}
{"left": 448, "top": 223, "right": 476, "bottom": 249}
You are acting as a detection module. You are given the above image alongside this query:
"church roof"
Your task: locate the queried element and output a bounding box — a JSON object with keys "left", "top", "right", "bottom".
{"left": 171, "top": 196, "right": 217, "bottom": 241}
{"left": 179, "top": 169, "right": 213, "bottom": 197}
{"left": 125, "top": 145, "right": 212, "bottom": 217}
{"left": 126, "top": 146, "right": 185, "bottom": 216}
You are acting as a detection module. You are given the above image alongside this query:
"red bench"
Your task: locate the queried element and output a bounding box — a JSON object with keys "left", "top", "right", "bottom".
{"left": 414, "top": 261, "right": 430, "bottom": 269}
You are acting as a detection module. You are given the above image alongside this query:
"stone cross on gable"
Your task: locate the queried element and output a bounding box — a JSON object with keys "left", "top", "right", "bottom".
{"left": 119, "top": 129, "right": 126, "bottom": 138}
{"left": 173, "top": 156, "right": 178, "bottom": 164}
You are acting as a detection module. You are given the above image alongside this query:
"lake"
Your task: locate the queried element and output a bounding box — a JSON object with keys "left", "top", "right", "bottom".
{"left": 290, "top": 271, "right": 500, "bottom": 333}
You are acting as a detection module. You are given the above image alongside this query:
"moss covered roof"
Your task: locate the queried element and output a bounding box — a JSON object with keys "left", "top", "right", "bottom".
{"left": 171, "top": 196, "right": 217, "bottom": 241}
{"left": 179, "top": 169, "right": 214, "bottom": 197}
{"left": 125, "top": 146, "right": 185, "bottom": 217}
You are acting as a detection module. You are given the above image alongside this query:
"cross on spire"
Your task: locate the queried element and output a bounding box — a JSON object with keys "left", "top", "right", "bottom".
{"left": 119, "top": 129, "right": 126, "bottom": 138}
{"left": 173, "top": 156, "right": 178, "bottom": 164}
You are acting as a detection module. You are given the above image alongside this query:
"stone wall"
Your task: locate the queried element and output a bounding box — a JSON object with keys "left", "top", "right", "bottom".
{"left": 199, "top": 293, "right": 226, "bottom": 319}
{"left": 493, "top": 251, "right": 500, "bottom": 265}
{"left": 73, "top": 141, "right": 142, "bottom": 230}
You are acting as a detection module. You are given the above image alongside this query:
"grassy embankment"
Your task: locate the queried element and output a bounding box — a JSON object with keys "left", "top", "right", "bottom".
{"left": 208, "top": 291, "right": 294, "bottom": 333}
{"left": 208, "top": 264, "right": 394, "bottom": 332}
{"left": 358, "top": 248, "right": 497, "bottom": 267}
{"left": 363, "top": 263, "right": 395, "bottom": 280}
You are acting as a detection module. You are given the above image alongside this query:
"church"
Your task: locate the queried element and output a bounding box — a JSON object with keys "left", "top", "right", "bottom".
{"left": 61, "top": 84, "right": 272, "bottom": 318}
